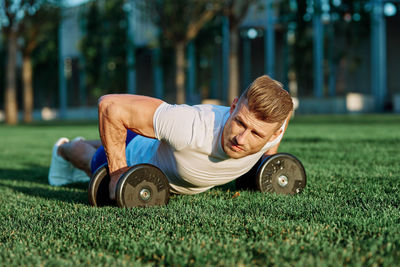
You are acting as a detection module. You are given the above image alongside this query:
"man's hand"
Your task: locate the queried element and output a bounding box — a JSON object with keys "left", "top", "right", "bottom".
{"left": 109, "top": 167, "right": 130, "bottom": 200}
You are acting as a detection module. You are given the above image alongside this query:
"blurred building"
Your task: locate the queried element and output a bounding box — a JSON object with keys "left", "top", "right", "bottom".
{"left": 2, "top": 0, "right": 400, "bottom": 121}
{"left": 57, "top": 0, "right": 160, "bottom": 119}
{"left": 56, "top": 0, "right": 400, "bottom": 118}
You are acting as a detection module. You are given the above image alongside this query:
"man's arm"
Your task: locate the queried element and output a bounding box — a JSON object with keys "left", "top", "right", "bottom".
{"left": 98, "top": 94, "right": 163, "bottom": 198}
{"left": 262, "top": 110, "right": 293, "bottom": 159}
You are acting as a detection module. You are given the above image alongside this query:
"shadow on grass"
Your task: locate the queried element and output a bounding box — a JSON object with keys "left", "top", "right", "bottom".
{"left": 0, "top": 164, "right": 89, "bottom": 204}
{"left": 0, "top": 163, "right": 251, "bottom": 205}
{"left": 0, "top": 164, "right": 50, "bottom": 185}
{"left": 0, "top": 182, "right": 88, "bottom": 204}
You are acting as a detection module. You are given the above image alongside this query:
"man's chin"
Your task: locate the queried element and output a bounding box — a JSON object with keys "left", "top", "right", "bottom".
{"left": 226, "top": 148, "right": 246, "bottom": 159}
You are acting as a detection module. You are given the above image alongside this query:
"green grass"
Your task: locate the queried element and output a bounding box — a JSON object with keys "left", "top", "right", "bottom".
{"left": 0, "top": 115, "right": 399, "bottom": 266}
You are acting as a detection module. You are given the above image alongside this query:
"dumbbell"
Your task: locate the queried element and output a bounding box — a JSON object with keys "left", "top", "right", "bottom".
{"left": 88, "top": 164, "right": 170, "bottom": 208}
{"left": 236, "top": 153, "right": 307, "bottom": 195}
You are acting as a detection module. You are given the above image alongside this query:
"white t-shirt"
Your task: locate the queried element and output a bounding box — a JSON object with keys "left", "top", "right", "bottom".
{"left": 126, "top": 103, "right": 285, "bottom": 195}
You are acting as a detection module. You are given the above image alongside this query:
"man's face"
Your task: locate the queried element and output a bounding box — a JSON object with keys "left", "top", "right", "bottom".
{"left": 222, "top": 98, "right": 282, "bottom": 159}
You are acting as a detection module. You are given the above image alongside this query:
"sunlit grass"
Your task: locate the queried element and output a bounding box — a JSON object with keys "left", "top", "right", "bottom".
{"left": 0, "top": 115, "right": 399, "bottom": 266}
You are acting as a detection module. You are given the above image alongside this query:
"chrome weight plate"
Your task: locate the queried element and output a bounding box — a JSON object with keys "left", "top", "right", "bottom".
{"left": 256, "top": 153, "right": 307, "bottom": 195}
{"left": 116, "top": 164, "right": 170, "bottom": 208}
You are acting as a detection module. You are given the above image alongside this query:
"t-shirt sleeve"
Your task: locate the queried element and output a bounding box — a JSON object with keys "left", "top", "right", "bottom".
{"left": 153, "top": 102, "right": 197, "bottom": 150}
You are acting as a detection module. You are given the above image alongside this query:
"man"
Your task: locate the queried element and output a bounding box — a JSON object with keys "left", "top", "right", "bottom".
{"left": 48, "top": 75, "right": 293, "bottom": 199}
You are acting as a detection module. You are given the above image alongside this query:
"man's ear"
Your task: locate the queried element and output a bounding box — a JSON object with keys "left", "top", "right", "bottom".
{"left": 268, "top": 128, "right": 283, "bottom": 142}
{"left": 230, "top": 98, "right": 239, "bottom": 114}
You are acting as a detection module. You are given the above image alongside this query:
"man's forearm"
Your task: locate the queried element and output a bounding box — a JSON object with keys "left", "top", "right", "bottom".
{"left": 98, "top": 97, "right": 129, "bottom": 177}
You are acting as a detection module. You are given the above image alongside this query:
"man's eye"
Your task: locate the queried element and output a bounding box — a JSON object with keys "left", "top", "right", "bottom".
{"left": 252, "top": 131, "right": 261, "bottom": 137}
{"left": 236, "top": 119, "right": 245, "bottom": 127}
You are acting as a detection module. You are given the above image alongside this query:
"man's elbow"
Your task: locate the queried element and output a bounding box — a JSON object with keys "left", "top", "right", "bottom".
{"left": 98, "top": 94, "right": 111, "bottom": 106}
{"left": 98, "top": 95, "right": 122, "bottom": 119}
{"left": 98, "top": 94, "right": 119, "bottom": 111}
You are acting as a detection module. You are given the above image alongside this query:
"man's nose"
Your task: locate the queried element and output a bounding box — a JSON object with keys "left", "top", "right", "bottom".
{"left": 236, "top": 129, "right": 250, "bottom": 145}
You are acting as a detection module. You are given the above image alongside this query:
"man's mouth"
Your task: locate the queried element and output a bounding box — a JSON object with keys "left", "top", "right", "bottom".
{"left": 230, "top": 140, "right": 243, "bottom": 152}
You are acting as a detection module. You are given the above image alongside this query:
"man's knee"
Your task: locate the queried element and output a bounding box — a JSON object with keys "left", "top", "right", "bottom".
{"left": 64, "top": 140, "right": 85, "bottom": 158}
{"left": 60, "top": 140, "right": 95, "bottom": 168}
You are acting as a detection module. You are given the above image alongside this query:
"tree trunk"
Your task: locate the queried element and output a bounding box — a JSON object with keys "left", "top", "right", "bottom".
{"left": 23, "top": 55, "right": 33, "bottom": 123}
{"left": 228, "top": 27, "right": 240, "bottom": 105}
{"left": 5, "top": 29, "right": 18, "bottom": 125}
{"left": 175, "top": 42, "right": 185, "bottom": 104}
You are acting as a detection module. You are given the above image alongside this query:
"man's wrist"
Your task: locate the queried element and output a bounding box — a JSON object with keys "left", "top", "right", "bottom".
{"left": 262, "top": 149, "right": 278, "bottom": 160}
{"left": 109, "top": 166, "right": 130, "bottom": 181}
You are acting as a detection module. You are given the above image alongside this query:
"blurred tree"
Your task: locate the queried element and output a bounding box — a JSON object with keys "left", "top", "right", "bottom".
{"left": 142, "top": 0, "right": 221, "bottom": 104}
{"left": 79, "top": 1, "right": 103, "bottom": 102}
{"left": 276, "top": 0, "right": 370, "bottom": 96}
{"left": 79, "top": 0, "right": 127, "bottom": 103}
{"left": 289, "top": 0, "right": 313, "bottom": 96}
{"left": 101, "top": 0, "right": 127, "bottom": 95}
{"left": 222, "top": 0, "right": 260, "bottom": 104}
{"left": 32, "top": 22, "right": 59, "bottom": 109}
{"left": 30, "top": 19, "right": 59, "bottom": 111}
{"left": 0, "top": 0, "right": 60, "bottom": 124}
{"left": 1, "top": 0, "right": 23, "bottom": 124}
{"left": 327, "top": 0, "right": 370, "bottom": 95}
{"left": 19, "top": 3, "right": 60, "bottom": 122}
{"left": 193, "top": 16, "right": 222, "bottom": 100}
{"left": 0, "top": 43, "right": 5, "bottom": 109}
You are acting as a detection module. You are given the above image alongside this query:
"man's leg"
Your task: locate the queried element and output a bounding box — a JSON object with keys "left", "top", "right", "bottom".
{"left": 58, "top": 139, "right": 101, "bottom": 177}
{"left": 57, "top": 130, "right": 136, "bottom": 176}
{"left": 49, "top": 130, "right": 137, "bottom": 186}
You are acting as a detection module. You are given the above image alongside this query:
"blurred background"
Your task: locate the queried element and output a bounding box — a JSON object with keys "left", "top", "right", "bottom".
{"left": 0, "top": 0, "right": 399, "bottom": 124}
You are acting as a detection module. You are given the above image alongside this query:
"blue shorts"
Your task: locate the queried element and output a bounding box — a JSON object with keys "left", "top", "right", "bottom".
{"left": 90, "top": 130, "right": 138, "bottom": 174}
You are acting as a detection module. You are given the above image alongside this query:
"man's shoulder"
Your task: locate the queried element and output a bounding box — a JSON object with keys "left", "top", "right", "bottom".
{"left": 192, "top": 104, "right": 230, "bottom": 115}
{"left": 153, "top": 103, "right": 229, "bottom": 149}
{"left": 189, "top": 104, "right": 230, "bottom": 126}
{"left": 158, "top": 103, "right": 229, "bottom": 122}
{"left": 193, "top": 103, "right": 229, "bottom": 110}
{"left": 154, "top": 103, "right": 229, "bottom": 134}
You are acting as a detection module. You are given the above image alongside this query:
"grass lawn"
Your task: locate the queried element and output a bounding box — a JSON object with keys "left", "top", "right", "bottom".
{"left": 0, "top": 115, "right": 399, "bottom": 266}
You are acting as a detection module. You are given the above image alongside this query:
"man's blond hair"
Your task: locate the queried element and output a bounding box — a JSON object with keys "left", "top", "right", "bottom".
{"left": 238, "top": 75, "right": 293, "bottom": 123}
